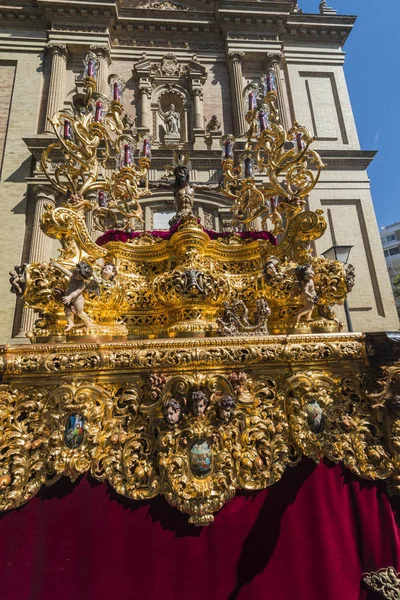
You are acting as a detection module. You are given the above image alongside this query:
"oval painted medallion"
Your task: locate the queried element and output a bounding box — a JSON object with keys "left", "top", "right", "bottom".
{"left": 305, "top": 400, "right": 325, "bottom": 434}
{"left": 189, "top": 439, "right": 212, "bottom": 478}
{"left": 64, "top": 413, "right": 85, "bottom": 449}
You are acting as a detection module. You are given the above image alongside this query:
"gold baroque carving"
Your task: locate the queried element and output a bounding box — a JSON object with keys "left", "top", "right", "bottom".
{"left": 0, "top": 335, "right": 399, "bottom": 525}
{"left": 0, "top": 334, "right": 367, "bottom": 376}
{"left": 362, "top": 568, "right": 400, "bottom": 599}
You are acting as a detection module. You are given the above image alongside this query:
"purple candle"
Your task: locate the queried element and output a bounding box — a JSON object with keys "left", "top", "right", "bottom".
{"left": 224, "top": 139, "right": 233, "bottom": 160}
{"left": 95, "top": 101, "right": 103, "bottom": 122}
{"left": 244, "top": 157, "right": 253, "bottom": 178}
{"left": 266, "top": 74, "right": 273, "bottom": 92}
{"left": 296, "top": 133, "right": 303, "bottom": 152}
{"left": 248, "top": 92, "right": 256, "bottom": 111}
{"left": 258, "top": 110, "right": 267, "bottom": 131}
{"left": 88, "top": 57, "right": 95, "bottom": 78}
{"left": 113, "top": 82, "right": 120, "bottom": 101}
{"left": 63, "top": 119, "right": 71, "bottom": 140}
{"left": 143, "top": 138, "right": 151, "bottom": 158}
{"left": 98, "top": 190, "right": 107, "bottom": 207}
{"left": 124, "top": 144, "right": 132, "bottom": 166}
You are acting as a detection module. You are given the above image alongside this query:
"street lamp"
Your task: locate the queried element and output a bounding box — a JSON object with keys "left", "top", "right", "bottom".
{"left": 322, "top": 245, "right": 353, "bottom": 332}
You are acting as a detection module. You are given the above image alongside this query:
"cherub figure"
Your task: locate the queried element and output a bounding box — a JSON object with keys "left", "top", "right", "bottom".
{"left": 9, "top": 263, "right": 27, "bottom": 296}
{"left": 294, "top": 264, "right": 318, "bottom": 325}
{"left": 264, "top": 257, "right": 282, "bottom": 282}
{"left": 101, "top": 262, "right": 117, "bottom": 282}
{"left": 51, "top": 260, "right": 95, "bottom": 331}
{"left": 188, "top": 390, "right": 208, "bottom": 417}
{"left": 217, "top": 394, "right": 237, "bottom": 423}
{"left": 163, "top": 397, "right": 181, "bottom": 425}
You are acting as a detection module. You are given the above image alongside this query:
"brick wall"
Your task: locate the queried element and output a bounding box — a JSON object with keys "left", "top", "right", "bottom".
{"left": 0, "top": 63, "right": 16, "bottom": 178}
{"left": 203, "top": 61, "right": 233, "bottom": 135}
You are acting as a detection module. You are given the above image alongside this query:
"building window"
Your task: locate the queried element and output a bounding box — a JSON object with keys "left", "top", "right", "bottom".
{"left": 389, "top": 246, "right": 400, "bottom": 256}
{"left": 384, "top": 250, "right": 389, "bottom": 257}
{"left": 386, "top": 234, "right": 396, "bottom": 242}
{"left": 152, "top": 211, "right": 175, "bottom": 230}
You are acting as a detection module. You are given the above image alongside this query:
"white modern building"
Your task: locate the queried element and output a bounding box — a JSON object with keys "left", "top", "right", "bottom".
{"left": 381, "top": 222, "right": 400, "bottom": 311}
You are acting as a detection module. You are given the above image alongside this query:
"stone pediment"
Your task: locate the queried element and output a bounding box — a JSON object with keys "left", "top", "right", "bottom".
{"left": 134, "top": 54, "right": 207, "bottom": 82}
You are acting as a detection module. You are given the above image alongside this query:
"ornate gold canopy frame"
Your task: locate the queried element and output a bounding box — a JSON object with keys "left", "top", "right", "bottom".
{"left": 1, "top": 56, "right": 399, "bottom": 526}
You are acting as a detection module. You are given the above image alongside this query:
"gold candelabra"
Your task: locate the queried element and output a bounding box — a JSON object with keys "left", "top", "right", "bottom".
{"left": 220, "top": 76, "right": 325, "bottom": 232}
{"left": 7, "top": 55, "right": 354, "bottom": 343}
{"left": 41, "top": 52, "right": 152, "bottom": 231}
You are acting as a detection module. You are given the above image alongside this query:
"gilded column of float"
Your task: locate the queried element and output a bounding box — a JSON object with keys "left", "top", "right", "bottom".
{"left": 19, "top": 186, "right": 56, "bottom": 335}
{"left": 43, "top": 44, "right": 68, "bottom": 134}
{"left": 90, "top": 46, "right": 111, "bottom": 97}
{"left": 228, "top": 52, "right": 246, "bottom": 138}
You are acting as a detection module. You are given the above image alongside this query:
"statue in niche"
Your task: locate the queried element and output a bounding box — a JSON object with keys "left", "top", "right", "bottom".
{"left": 164, "top": 103, "right": 180, "bottom": 135}
{"left": 205, "top": 115, "right": 221, "bottom": 133}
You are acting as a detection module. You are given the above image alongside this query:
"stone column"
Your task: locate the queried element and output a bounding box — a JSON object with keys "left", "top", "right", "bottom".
{"left": 192, "top": 88, "right": 204, "bottom": 129}
{"left": 228, "top": 52, "right": 246, "bottom": 138}
{"left": 139, "top": 85, "right": 151, "bottom": 130}
{"left": 265, "top": 54, "right": 289, "bottom": 130}
{"left": 90, "top": 45, "right": 111, "bottom": 97}
{"left": 18, "top": 186, "right": 56, "bottom": 335}
{"left": 43, "top": 43, "right": 68, "bottom": 134}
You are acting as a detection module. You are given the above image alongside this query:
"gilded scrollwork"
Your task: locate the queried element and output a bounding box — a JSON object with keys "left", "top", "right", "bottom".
{"left": 46, "top": 381, "right": 113, "bottom": 480}
{"left": 286, "top": 371, "right": 393, "bottom": 480}
{"left": 362, "top": 568, "right": 400, "bottom": 599}
{"left": 238, "top": 376, "right": 290, "bottom": 489}
{"left": 1, "top": 336, "right": 400, "bottom": 526}
{"left": 0, "top": 385, "right": 50, "bottom": 510}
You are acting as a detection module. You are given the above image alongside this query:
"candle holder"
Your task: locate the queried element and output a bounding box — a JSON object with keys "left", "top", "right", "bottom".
{"left": 109, "top": 74, "right": 125, "bottom": 103}
{"left": 220, "top": 82, "right": 325, "bottom": 231}
{"left": 41, "top": 56, "right": 151, "bottom": 230}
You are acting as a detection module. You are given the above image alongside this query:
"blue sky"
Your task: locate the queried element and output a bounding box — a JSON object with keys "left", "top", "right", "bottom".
{"left": 299, "top": 0, "right": 400, "bottom": 228}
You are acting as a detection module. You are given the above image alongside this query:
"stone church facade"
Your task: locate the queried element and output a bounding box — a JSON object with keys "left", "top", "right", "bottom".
{"left": 0, "top": 0, "right": 397, "bottom": 343}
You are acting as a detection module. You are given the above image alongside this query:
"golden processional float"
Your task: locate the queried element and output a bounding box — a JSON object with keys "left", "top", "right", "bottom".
{"left": 1, "top": 54, "right": 399, "bottom": 526}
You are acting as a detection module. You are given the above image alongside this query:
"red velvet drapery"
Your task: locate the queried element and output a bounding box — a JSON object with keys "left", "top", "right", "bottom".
{"left": 1, "top": 460, "right": 398, "bottom": 600}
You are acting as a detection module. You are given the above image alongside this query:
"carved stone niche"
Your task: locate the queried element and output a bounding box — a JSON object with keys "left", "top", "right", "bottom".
{"left": 133, "top": 53, "right": 207, "bottom": 148}
{"left": 156, "top": 87, "right": 187, "bottom": 146}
